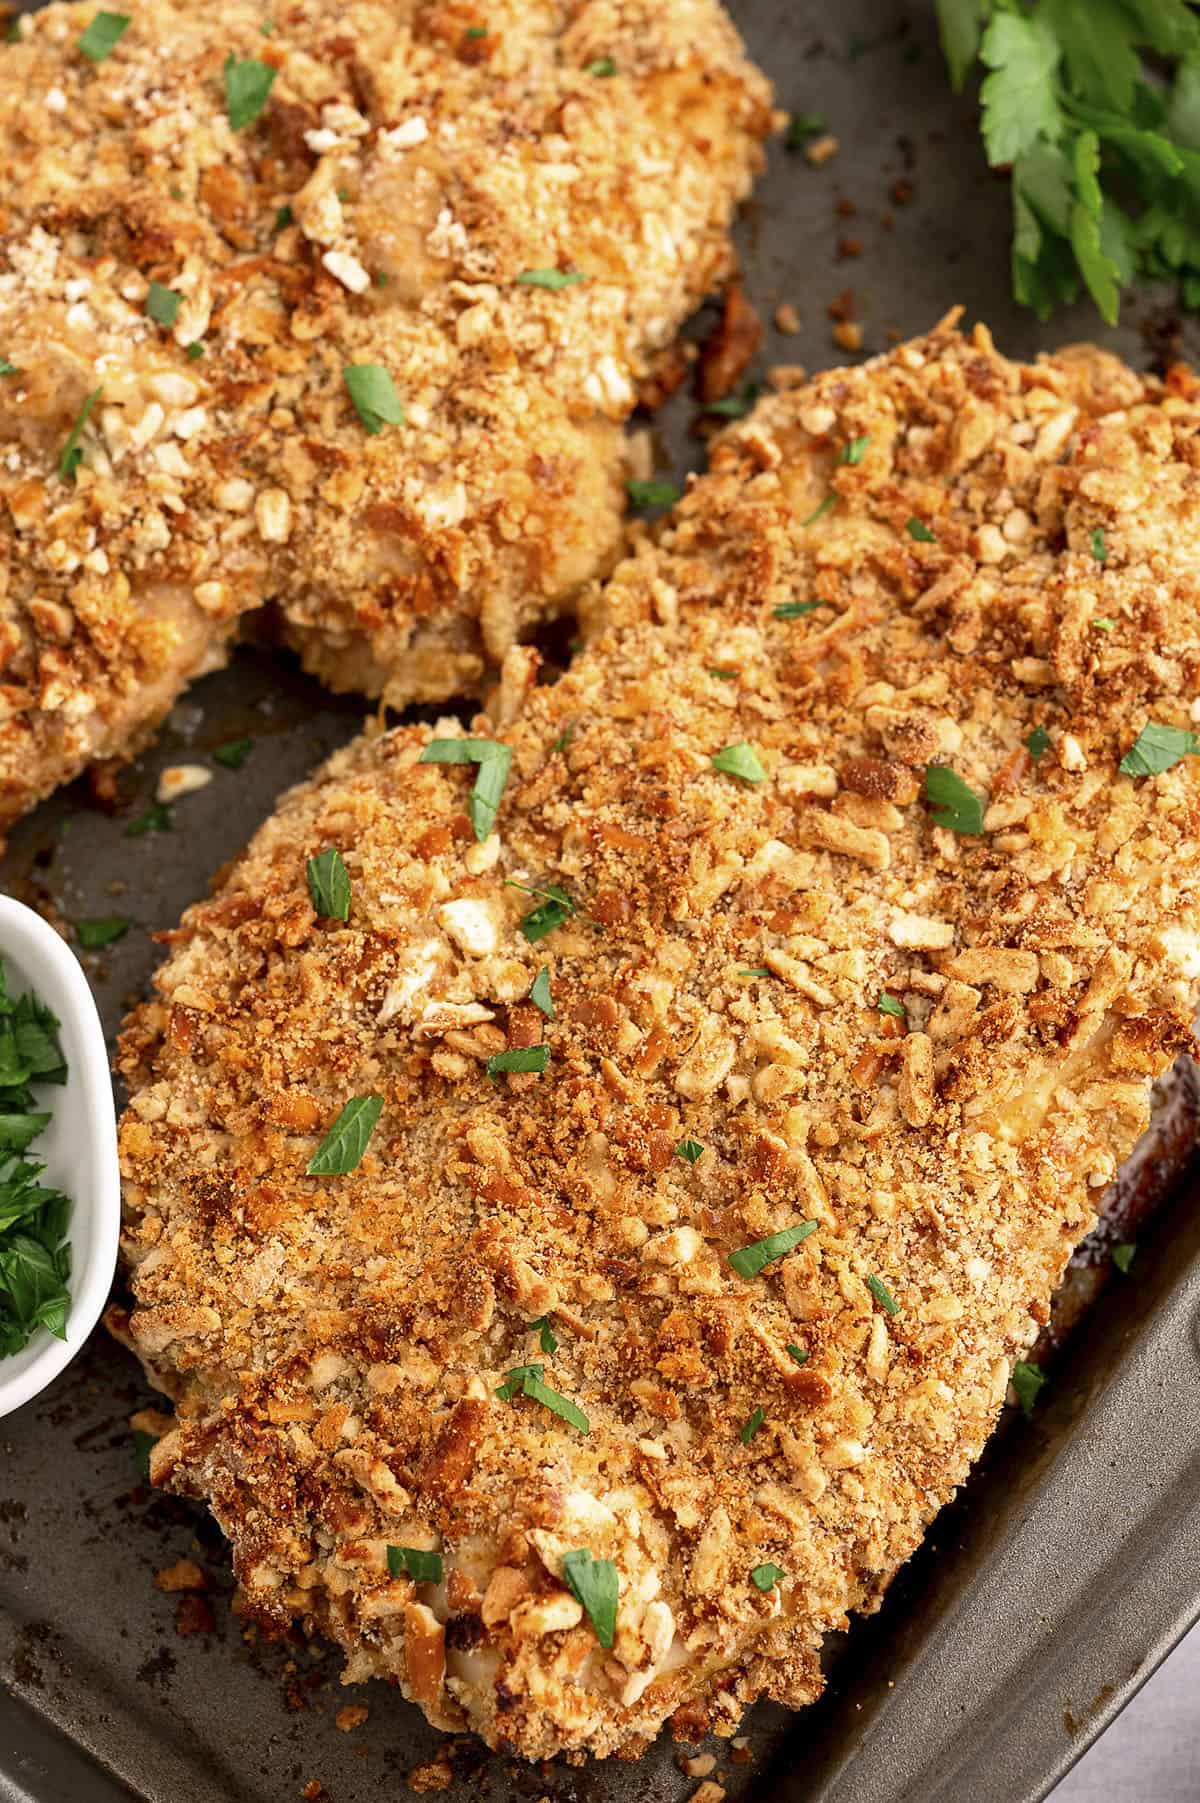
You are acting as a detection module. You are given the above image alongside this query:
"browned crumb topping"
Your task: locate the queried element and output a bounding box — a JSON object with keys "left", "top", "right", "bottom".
{"left": 117, "top": 318, "right": 1200, "bottom": 1762}
{"left": 0, "top": 0, "right": 771, "bottom": 832}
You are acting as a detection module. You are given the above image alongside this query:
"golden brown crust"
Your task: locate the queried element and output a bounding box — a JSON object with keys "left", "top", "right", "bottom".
{"left": 117, "top": 319, "right": 1200, "bottom": 1759}
{"left": 0, "top": 0, "right": 771, "bottom": 830}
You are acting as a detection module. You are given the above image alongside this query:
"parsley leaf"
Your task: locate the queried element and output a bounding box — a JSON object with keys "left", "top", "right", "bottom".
{"left": 306, "top": 1095, "right": 382, "bottom": 1175}
{"left": 1090, "top": 526, "right": 1108, "bottom": 563}
{"left": 306, "top": 847, "right": 351, "bottom": 920}
{"left": 59, "top": 387, "right": 101, "bottom": 481}
{"left": 773, "top": 601, "right": 821, "bottom": 619}
{"left": 419, "top": 738, "right": 512, "bottom": 842}
{"left": 877, "top": 993, "right": 905, "bottom": 1018}
{"left": 275, "top": 204, "right": 294, "bottom": 230}
{"left": 496, "top": 1361, "right": 542, "bottom": 1401}
{"left": 675, "top": 1137, "right": 704, "bottom": 1164}
{"left": 785, "top": 1342, "right": 809, "bottom": 1366}
{"left": 213, "top": 737, "right": 254, "bottom": 769}
{"left": 76, "top": 915, "right": 129, "bottom": 949}
{"left": 979, "top": 11, "right": 1063, "bottom": 166}
{"left": 126, "top": 802, "right": 171, "bottom": 837}
{"left": 840, "top": 433, "right": 870, "bottom": 464}
{"left": 729, "top": 1220, "right": 818, "bottom": 1279}
{"left": 562, "top": 1548, "right": 619, "bottom": 1646}
{"left": 923, "top": 765, "right": 985, "bottom": 835}
{"left": 224, "top": 54, "right": 277, "bottom": 130}
{"left": 1025, "top": 725, "right": 1051, "bottom": 760}
{"left": 705, "top": 384, "right": 760, "bottom": 419}
{"left": 146, "top": 283, "right": 181, "bottom": 328}
{"left": 1119, "top": 721, "right": 1200, "bottom": 777}
{"left": 0, "top": 358, "right": 17, "bottom": 377}
{"left": 905, "top": 515, "right": 937, "bottom": 542}
{"left": 739, "top": 1406, "right": 765, "bottom": 1445}
{"left": 498, "top": 1365, "right": 588, "bottom": 1432}
{"left": 343, "top": 363, "right": 405, "bottom": 435}
{"left": 78, "top": 10, "right": 130, "bottom": 61}
{"left": 586, "top": 57, "right": 617, "bottom": 76}
{"left": 1011, "top": 1358, "right": 1047, "bottom": 1419}
{"left": 785, "top": 112, "right": 824, "bottom": 150}
{"left": 133, "top": 1428, "right": 155, "bottom": 1481}
{"left": 626, "top": 477, "right": 682, "bottom": 509}
{"left": 866, "top": 1274, "right": 900, "bottom": 1315}
{"left": 712, "top": 742, "right": 767, "bottom": 784}
{"left": 506, "top": 879, "right": 577, "bottom": 943}
{"left": 751, "top": 1561, "right": 786, "bottom": 1591}
{"left": 516, "top": 268, "right": 586, "bottom": 289}
{"left": 528, "top": 1313, "right": 558, "bottom": 1354}
{"left": 802, "top": 494, "right": 837, "bottom": 527}
{"left": 529, "top": 967, "right": 554, "bottom": 1018}
{"left": 486, "top": 1045, "right": 550, "bottom": 1078}
{"left": 1112, "top": 1241, "right": 1136, "bottom": 1274}
{"left": 387, "top": 1545, "right": 443, "bottom": 1583}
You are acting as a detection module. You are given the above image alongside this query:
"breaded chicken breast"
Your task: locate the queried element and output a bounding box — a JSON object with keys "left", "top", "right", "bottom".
{"left": 0, "top": 0, "right": 770, "bottom": 833}
{"left": 115, "top": 320, "right": 1200, "bottom": 1761}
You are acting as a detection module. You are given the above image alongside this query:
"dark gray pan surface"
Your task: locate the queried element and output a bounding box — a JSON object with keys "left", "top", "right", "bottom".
{"left": 3, "top": 3, "right": 1200, "bottom": 1800}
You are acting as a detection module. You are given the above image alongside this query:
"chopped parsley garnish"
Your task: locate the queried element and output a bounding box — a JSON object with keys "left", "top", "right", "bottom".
{"left": 785, "top": 1343, "right": 809, "bottom": 1366}
{"left": 802, "top": 494, "right": 837, "bottom": 527}
{"left": 739, "top": 1406, "right": 765, "bottom": 1445}
{"left": 739, "top": 966, "right": 771, "bottom": 977}
{"left": 343, "top": 363, "right": 405, "bottom": 435}
{"left": 146, "top": 283, "right": 181, "bottom": 328}
{"left": 675, "top": 1137, "right": 704, "bottom": 1164}
{"left": 419, "top": 737, "right": 512, "bottom": 842}
{"left": 705, "top": 384, "right": 760, "bottom": 419}
{"left": 750, "top": 1561, "right": 786, "bottom": 1591}
{"left": 133, "top": 1428, "right": 155, "bottom": 1480}
{"left": 866, "top": 1274, "right": 900, "bottom": 1315}
{"left": 1025, "top": 725, "right": 1050, "bottom": 760}
{"left": 465, "top": 24, "right": 488, "bottom": 38}
{"left": 76, "top": 915, "right": 129, "bottom": 949}
{"left": 586, "top": 56, "right": 618, "bottom": 77}
{"left": 486, "top": 1045, "right": 550, "bottom": 1078}
{"left": 275, "top": 204, "right": 294, "bottom": 230}
{"left": 59, "top": 387, "right": 101, "bottom": 481}
{"left": 498, "top": 1364, "right": 589, "bottom": 1432}
{"left": 516, "top": 268, "right": 586, "bottom": 289}
{"left": 1090, "top": 527, "right": 1108, "bottom": 563}
{"left": 840, "top": 434, "right": 870, "bottom": 465}
{"left": 213, "top": 737, "right": 254, "bottom": 769}
{"left": 1011, "top": 1359, "right": 1046, "bottom": 1420}
{"left": 506, "top": 879, "right": 577, "bottom": 943}
{"left": 923, "top": 764, "right": 985, "bottom": 835}
{"left": 562, "top": 1548, "right": 618, "bottom": 1646}
{"left": 185, "top": 342, "right": 205, "bottom": 360}
{"left": 306, "top": 846, "right": 351, "bottom": 920}
{"left": 708, "top": 668, "right": 739, "bottom": 679}
{"left": 0, "top": 957, "right": 73, "bottom": 1360}
{"left": 729, "top": 1220, "right": 818, "bottom": 1279}
{"left": 386, "top": 1545, "right": 443, "bottom": 1583}
{"left": 528, "top": 1313, "right": 558, "bottom": 1354}
{"left": 1112, "top": 1242, "right": 1136, "bottom": 1274}
{"left": 773, "top": 601, "right": 820, "bottom": 619}
{"left": 78, "top": 10, "right": 130, "bottom": 61}
{"left": 786, "top": 109, "right": 825, "bottom": 150}
{"left": 495, "top": 1361, "right": 543, "bottom": 1401}
{"left": 223, "top": 53, "right": 277, "bottom": 130}
{"left": 626, "top": 477, "right": 682, "bottom": 509}
{"left": 1119, "top": 722, "right": 1200, "bottom": 778}
{"left": 306, "top": 1095, "right": 382, "bottom": 1175}
{"left": 877, "top": 993, "right": 905, "bottom": 1018}
{"left": 906, "top": 516, "right": 937, "bottom": 542}
{"left": 126, "top": 802, "right": 171, "bottom": 837}
{"left": 712, "top": 742, "right": 767, "bottom": 784}
{"left": 0, "top": 358, "right": 18, "bottom": 377}
{"left": 529, "top": 967, "right": 554, "bottom": 1018}
{"left": 1092, "top": 616, "right": 1114, "bottom": 633}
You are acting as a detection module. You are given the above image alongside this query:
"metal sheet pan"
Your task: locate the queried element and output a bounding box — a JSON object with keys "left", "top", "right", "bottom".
{"left": 3, "top": 3, "right": 1200, "bottom": 1799}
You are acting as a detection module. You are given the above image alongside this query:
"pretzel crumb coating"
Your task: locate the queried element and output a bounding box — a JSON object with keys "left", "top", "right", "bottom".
{"left": 117, "top": 319, "right": 1200, "bottom": 1760}
{"left": 0, "top": 0, "right": 771, "bottom": 832}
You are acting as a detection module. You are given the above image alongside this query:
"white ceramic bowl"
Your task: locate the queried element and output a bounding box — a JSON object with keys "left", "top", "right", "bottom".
{"left": 0, "top": 895, "right": 120, "bottom": 1418}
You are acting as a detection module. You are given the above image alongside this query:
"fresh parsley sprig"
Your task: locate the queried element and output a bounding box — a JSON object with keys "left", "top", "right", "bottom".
{"left": 936, "top": 1, "right": 1200, "bottom": 323}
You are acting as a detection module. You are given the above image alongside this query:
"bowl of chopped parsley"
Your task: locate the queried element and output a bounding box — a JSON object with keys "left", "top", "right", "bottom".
{"left": 0, "top": 896, "right": 119, "bottom": 1419}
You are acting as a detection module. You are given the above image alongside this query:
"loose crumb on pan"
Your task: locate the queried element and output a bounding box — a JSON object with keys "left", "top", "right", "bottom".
{"left": 116, "top": 316, "right": 1200, "bottom": 1763}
